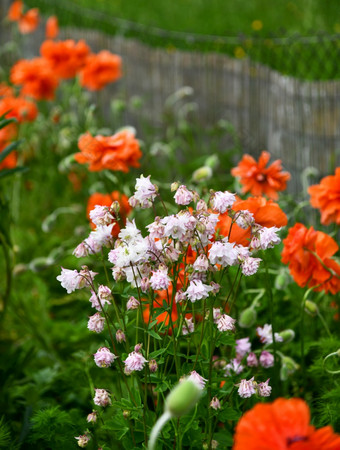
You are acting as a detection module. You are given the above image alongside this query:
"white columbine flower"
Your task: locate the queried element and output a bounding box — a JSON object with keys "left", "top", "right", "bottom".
{"left": 186, "top": 279, "right": 213, "bottom": 302}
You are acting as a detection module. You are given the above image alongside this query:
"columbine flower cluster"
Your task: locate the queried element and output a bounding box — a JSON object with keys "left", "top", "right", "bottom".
{"left": 56, "top": 175, "right": 285, "bottom": 442}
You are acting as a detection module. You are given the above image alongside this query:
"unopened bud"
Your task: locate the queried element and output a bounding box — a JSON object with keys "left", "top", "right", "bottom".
{"left": 192, "top": 166, "right": 213, "bottom": 183}
{"left": 134, "top": 343, "right": 143, "bottom": 353}
{"left": 280, "top": 356, "right": 299, "bottom": 381}
{"left": 110, "top": 201, "right": 120, "bottom": 214}
{"left": 278, "top": 329, "right": 295, "bottom": 343}
{"left": 116, "top": 329, "right": 126, "bottom": 343}
{"left": 149, "top": 359, "right": 158, "bottom": 373}
{"left": 238, "top": 306, "right": 257, "bottom": 328}
{"left": 304, "top": 300, "right": 318, "bottom": 316}
{"left": 209, "top": 396, "right": 221, "bottom": 410}
{"left": 171, "top": 181, "right": 180, "bottom": 192}
{"left": 123, "top": 410, "right": 130, "bottom": 419}
{"left": 165, "top": 379, "right": 201, "bottom": 417}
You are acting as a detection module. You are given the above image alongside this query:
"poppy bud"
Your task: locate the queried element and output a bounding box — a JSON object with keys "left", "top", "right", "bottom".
{"left": 165, "top": 379, "right": 201, "bottom": 417}
{"left": 239, "top": 306, "right": 257, "bottom": 328}
{"left": 304, "top": 300, "right": 318, "bottom": 316}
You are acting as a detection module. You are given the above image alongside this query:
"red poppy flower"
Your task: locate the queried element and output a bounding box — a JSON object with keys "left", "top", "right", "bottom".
{"left": 86, "top": 191, "right": 131, "bottom": 237}
{"left": 282, "top": 223, "right": 340, "bottom": 294}
{"left": 40, "top": 40, "right": 90, "bottom": 79}
{"left": 79, "top": 50, "right": 122, "bottom": 90}
{"left": 217, "top": 196, "right": 287, "bottom": 246}
{"left": 75, "top": 129, "right": 142, "bottom": 172}
{"left": 233, "top": 397, "right": 340, "bottom": 450}
{"left": 0, "top": 95, "right": 38, "bottom": 122}
{"left": 0, "top": 122, "right": 18, "bottom": 170}
{"left": 231, "top": 151, "right": 290, "bottom": 200}
{"left": 8, "top": 0, "right": 23, "bottom": 21}
{"left": 45, "top": 16, "right": 59, "bottom": 39}
{"left": 18, "top": 8, "right": 39, "bottom": 34}
{"left": 10, "top": 58, "right": 59, "bottom": 100}
{"left": 0, "top": 82, "right": 14, "bottom": 98}
{"left": 308, "top": 168, "right": 340, "bottom": 225}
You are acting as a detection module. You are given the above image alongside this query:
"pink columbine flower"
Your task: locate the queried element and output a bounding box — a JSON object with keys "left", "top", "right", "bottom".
{"left": 124, "top": 351, "right": 148, "bottom": 372}
{"left": 237, "top": 377, "right": 256, "bottom": 398}
{"left": 236, "top": 337, "right": 251, "bottom": 358}
{"left": 188, "top": 370, "right": 207, "bottom": 389}
{"left": 246, "top": 352, "right": 258, "bottom": 367}
{"left": 241, "top": 257, "right": 262, "bottom": 276}
{"left": 208, "top": 240, "right": 239, "bottom": 267}
{"left": 217, "top": 314, "right": 236, "bottom": 332}
{"left": 149, "top": 359, "right": 158, "bottom": 373}
{"left": 89, "top": 205, "right": 115, "bottom": 227}
{"left": 175, "top": 289, "right": 186, "bottom": 303}
{"left": 258, "top": 226, "right": 281, "bottom": 249}
{"left": 193, "top": 254, "right": 209, "bottom": 272}
{"left": 210, "top": 190, "right": 236, "bottom": 213}
{"left": 257, "top": 379, "right": 272, "bottom": 397}
{"left": 213, "top": 308, "right": 222, "bottom": 323}
{"left": 87, "top": 313, "right": 105, "bottom": 333}
{"left": 93, "top": 388, "right": 111, "bottom": 407}
{"left": 224, "top": 358, "right": 244, "bottom": 376}
{"left": 86, "top": 411, "right": 98, "bottom": 423}
{"left": 89, "top": 285, "right": 112, "bottom": 311}
{"left": 256, "top": 324, "right": 283, "bottom": 345}
{"left": 150, "top": 265, "right": 171, "bottom": 290}
{"left": 186, "top": 279, "right": 213, "bottom": 302}
{"left": 127, "top": 296, "right": 140, "bottom": 310}
{"left": 234, "top": 210, "right": 255, "bottom": 229}
{"left": 75, "top": 433, "right": 91, "bottom": 447}
{"left": 182, "top": 317, "right": 194, "bottom": 335}
{"left": 73, "top": 242, "right": 90, "bottom": 258}
{"left": 259, "top": 351, "right": 275, "bottom": 368}
{"left": 57, "top": 267, "right": 96, "bottom": 293}
{"left": 210, "top": 396, "right": 221, "bottom": 410}
{"left": 174, "top": 185, "right": 194, "bottom": 205}
{"left": 129, "top": 175, "right": 158, "bottom": 208}
{"left": 94, "top": 347, "right": 117, "bottom": 368}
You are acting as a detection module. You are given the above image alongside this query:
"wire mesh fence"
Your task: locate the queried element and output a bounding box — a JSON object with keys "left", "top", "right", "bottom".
{"left": 1, "top": 0, "right": 340, "bottom": 194}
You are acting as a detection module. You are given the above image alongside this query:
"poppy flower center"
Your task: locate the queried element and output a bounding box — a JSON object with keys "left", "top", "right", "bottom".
{"left": 256, "top": 173, "right": 266, "bottom": 182}
{"left": 287, "top": 435, "right": 308, "bottom": 445}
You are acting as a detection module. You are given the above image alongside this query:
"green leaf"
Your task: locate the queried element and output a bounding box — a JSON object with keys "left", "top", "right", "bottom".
{"left": 0, "top": 166, "right": 29, "bottom": 180}
{"left": 147, "top": 329, "right": 162, "bottom": 340}
{"left": 148, "top": 348, "right": 167, "bottom": 359}
{"left": 0, "top": 140, "right": 23, "bottom": 163}
{"left": 218, "top": 407, "right": 241, "bottom": 421}
{"left": 215, "top": 333, "right": 235, "bottom": 347}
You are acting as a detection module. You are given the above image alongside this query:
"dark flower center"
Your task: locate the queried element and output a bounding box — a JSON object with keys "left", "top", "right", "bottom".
{"left": 287, "top": 435, "right": 308, "bottom": 446}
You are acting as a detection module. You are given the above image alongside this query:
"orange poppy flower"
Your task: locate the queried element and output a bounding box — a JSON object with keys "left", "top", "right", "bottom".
{"left": 143, "top": 284, "right": 179, "bottom": 332}
{"left": 231, "top": 151, "right": 291, "bottom": 200}
{"left": 8, "top": 0, "right": 23, "bottom": 21}
{"left": 308, "top": 168, "right": 340, "bottom": 225}
{"left": 217, "top": 196, "right": 287, "bottom": 246}
{"left": 233, "top": 397, "right": 340, "bottom": 450}
{"left": 282, "top": 223, "right": 340, "bottom": 294}
{"left": 10, "top": 58, "right": 59, "bottom": 100}
{"left": 45, "top": 16, "right": 59, "bottom": 39}
{"left": 18, "top": 8, "right": 39, "bottom": 34}
{"left": 86, "top": 191, "right": 131, "bottom": 237}
{"left": 0, "top": 82, "right": 14, "bottom": 98}
{"left": 79, "top": 50, "right": 122, "bottom": 91}
{"left": 40, "top": 39, "right": 90, "bottom": 79}
{"left": 0, "top": 122, "right": 18, "bottom": 170}
{"left": 75, "top": 129, "right": 142, "bottom": 172}
{"left": 0, "top": 95, "right": 38, "bottom": 122}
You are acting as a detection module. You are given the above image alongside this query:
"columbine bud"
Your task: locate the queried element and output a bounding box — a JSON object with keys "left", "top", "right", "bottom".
{"left": 203, "top": 440, "right": 218, "bottom": 450}
{"left": 278, "top": 329, "right": 295, "bottom": 343}
{"left": 141, "top": 277, "right": 150, "bottom": 293}
{"left": 192, "top": 166, "right": 213, "bottom": 183}
{"left": 149, "top": 359, "right": 158, "bottom": 373}
{"left": 210, "top": 396, "right": 221, "bottom": 410}
{"left": 75, "top": 433, "right": 91, "bottom": 447}
{"left": 171, "top": 181, "right": 180, "bottom": 192}
{"left": 123, "top": 410, "right": 130, "bottom": 419}
{"left": 238, "top": 306, "right": 257, "bottom": 328}
{"left": 127, "top": 296, "right": 140, "bottom": 310}
{"left": 304, "top": 300, "right": 318, "bottom": 316}
{"left": 165, "top": 379, "right": 202, "bottom": 417}
{"left": 116, "top": 329, "right": 126, "bottom": 343}
{"left": 110, "top": 201, "right": 120, "bottom": 214}
{"left": 86, "top": 411, "right": 98, "bottom": 423}
{"left": 134, "top": 343, "right": 143, "bottom": 353}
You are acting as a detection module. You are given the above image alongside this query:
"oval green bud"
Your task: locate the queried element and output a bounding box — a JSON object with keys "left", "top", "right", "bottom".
{"left": 165, "top": 379, "right": 201, "bottom": 417}
{"left": 304, "top": 300, "right": 318, "bottom": 316}
{"left": 238, "top": 306, "right": 257, "bottom": 328}
{"left": 278, "top": 329, "right": 295, "bottom": 343}
{"left": 192, "top": 166, "right": 213, "bottom": 183}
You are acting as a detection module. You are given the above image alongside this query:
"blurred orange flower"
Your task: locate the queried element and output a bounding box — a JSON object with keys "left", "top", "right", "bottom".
{"left": 75, "top": 129, "right": 142, "bottom": 172}
{"left": 282, "top": 223, "right": 340, "bottom": 294}
{"left": 45, "top": 16, "right": 59, "bottom": 39}
{"left": 8, "top": 0, "right": 23, "bottom": 21}
{"left": 0, "top": 123, "right": 18, "bottom": 170}
{"left": 217, "top": 196, "right": 287, "bottom": 246}
{"left": 40, "top": 39, "right": 90, "bottom": 79}
{"left": 233, "top": 397, "right": 340, "bottom": 450}
{"left": 18, "top": 8, "right": 39, "bottom": 34}
{"left": 79, "top": 50, "right": 122, "bottom": 90}
{"left": 0, "top": 95, "right": 38, "bottom": 122}
{"left": 308, "top": 168, "right": 340, "bottom": 225}
{"left": 0, "top": 82, "right": 14, "bottom": 98}
{"left": 86, "top": 191, "right": 131, "bottom": 237}
{"left": 231, "top": 151, "right": 290, "bottom": 200}
{"left": 10, "top": 58, "right": 59, "bottom": 100}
